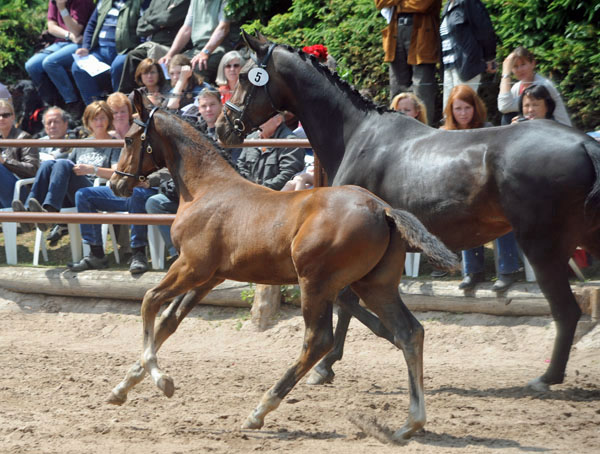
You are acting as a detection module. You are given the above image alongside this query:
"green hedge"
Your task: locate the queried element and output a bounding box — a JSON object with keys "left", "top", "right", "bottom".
{"left": 243, "top": 0, "right": 600, "bottom": 130}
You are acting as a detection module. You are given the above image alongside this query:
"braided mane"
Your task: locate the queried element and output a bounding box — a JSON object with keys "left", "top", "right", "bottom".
{"left": 280, "top": 43, "right": 389, "bottom": 114}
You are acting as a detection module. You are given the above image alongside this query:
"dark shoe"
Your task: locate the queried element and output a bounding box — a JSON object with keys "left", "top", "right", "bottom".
{"left": 431, "top": 270, "right": 448, "bottom": 278}
{"left": 458, "top": 272, "right": 485, "bottom": 290}
{"left": 64, "top": 100, "right": 85, "bottom": 120}
{"left": 492, "top": 273, "right": 518, "bottom": 292}
{"left": 67, "top": 254, "right": 108, "bottom": 272}
{"left": 11, "top": 199, "right": 32, "bottom": 233}
{"left": 27, "top": 197, "right": 51, "bottom": 232}
{"left": 129, "top": 251, "right": 149, "bottom": 275}
{"left": 47, "top": 224, "right": 69, "bottom": 246}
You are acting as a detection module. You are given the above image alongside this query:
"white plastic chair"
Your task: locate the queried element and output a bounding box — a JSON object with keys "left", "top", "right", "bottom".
{"left": 2, "top": 177, "right": 35, "bottom": 265}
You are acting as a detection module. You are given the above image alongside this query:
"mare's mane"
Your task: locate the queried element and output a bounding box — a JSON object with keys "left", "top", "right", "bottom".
{"left": 280, "top": 44, "right": 389, "bottom": 114}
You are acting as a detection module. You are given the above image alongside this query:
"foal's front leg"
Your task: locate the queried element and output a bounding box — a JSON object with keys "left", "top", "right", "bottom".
{"left": 140, "top": 275, "right": 222, "bottom": 397}
{"left": 108, "top": 283, "right": 220, "bottom": 405}
{"left": 244, "top": 290, "right": 335, "bottom": 429}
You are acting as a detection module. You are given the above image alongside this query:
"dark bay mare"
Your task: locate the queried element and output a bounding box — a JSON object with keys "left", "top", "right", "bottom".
{"left": 107, "top": 91, "right": 458, "bottom": 439}
{"left": 216, "top": 32, "right": 600, "bottom": 392}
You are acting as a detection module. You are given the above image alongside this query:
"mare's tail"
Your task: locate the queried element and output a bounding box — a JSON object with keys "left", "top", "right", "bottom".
{"left": 385, "top": 207, "right": 459, "bottom": 272}
{"left": 583, "top": 139, "right": 600, "bottom": 226}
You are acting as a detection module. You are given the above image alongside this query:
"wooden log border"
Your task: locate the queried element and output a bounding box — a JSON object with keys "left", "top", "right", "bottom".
{"left": 0, "top": 267, "right": 598, "bottom": 318}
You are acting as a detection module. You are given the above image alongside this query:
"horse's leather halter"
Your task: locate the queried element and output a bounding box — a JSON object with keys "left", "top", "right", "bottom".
{"left": 114, "top": 105, "right": 161, "bottom": 182}
{"left": 222, "top": 43, "right": 282, "bottom": 138}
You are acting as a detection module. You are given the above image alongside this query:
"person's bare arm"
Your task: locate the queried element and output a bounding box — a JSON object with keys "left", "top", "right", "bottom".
{"left": 159, "top": 24, "right": 192, "bottom": 67}
{"left": 190, "top": 21, "right": 230, "bottom": 70}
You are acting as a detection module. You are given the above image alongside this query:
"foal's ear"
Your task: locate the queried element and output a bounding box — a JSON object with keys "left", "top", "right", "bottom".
{"left": 132, "top": 89, "right": 154, "bottom": 121}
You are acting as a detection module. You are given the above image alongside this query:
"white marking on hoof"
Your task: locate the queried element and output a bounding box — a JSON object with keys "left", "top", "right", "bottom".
{"left": 106, "top": 389, "right": 127, "bottom": 406}
{"left": 527, "top": 377, "right": 550, "bottom": 392}
{"left": 392, "top": 418, "right": 425, "bottom": 442}
{"left": 242, "top": 414, "right": 264, "bottom": 430}
{"left": 157, "top": 374, "right": 175, "bottom": 398}
{"left": 305, "top": 369, "right": 332, "bottom": 385}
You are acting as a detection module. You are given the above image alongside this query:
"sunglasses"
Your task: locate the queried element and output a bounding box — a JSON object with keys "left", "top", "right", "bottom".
{"left": 225, "top": 63, "right": 241, "bottom": 69}
{"left": 0, "top": 112, "right": 13, "bottom": 118}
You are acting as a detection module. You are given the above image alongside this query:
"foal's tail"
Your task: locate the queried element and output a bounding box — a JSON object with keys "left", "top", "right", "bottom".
{"left": 583, "top": 139, "right": 600, "bottom": 226}
{"left": 385, "top": 207, "right": 459, "bottom": 272}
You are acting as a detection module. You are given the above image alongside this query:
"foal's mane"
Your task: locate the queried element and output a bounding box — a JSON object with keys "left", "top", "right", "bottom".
{"left": 164, "top": 108, "right": 236, "bottom": 170}
{"left": 280, "top": 43, "right": 389, "bottom": 114}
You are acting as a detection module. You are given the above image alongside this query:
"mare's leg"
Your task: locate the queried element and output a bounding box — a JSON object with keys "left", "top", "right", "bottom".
{"left": 523, "top": 254, "right": 581, "bottom": 390}
{"left": 307, "top": 287, "right": 394, "bottom": 385}
{"left": 108, "top": 287, "right": 211, "bottom": 405}
{"left": 244, "top": 284, "right": 336, "bottom": 429}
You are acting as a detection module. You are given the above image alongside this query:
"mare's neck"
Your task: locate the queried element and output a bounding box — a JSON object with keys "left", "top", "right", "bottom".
{"left": 276, "top": 51, "right": 368, "bottom": 181}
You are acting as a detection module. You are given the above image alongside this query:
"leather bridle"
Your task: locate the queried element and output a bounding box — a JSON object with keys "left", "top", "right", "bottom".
{"left": 222, "top": 43, "right": 283, "bottom": 139}
{"left": 114, "top": 105, "right": 162, "bottom": 182}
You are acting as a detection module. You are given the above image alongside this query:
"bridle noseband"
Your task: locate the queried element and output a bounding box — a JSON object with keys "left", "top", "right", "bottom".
{"left": 222, "top": 43, "right": 282, "bottom": 138}
{"left": 114, "top": 105, "right": 161, "bottom": 182}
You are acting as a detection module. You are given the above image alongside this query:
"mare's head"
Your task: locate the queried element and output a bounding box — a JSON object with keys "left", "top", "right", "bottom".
{"left": 216, "top": 31, "right": 287, "bottom": 146}
{"left": 109, "top": 90, "right": 167, "bottom": 197}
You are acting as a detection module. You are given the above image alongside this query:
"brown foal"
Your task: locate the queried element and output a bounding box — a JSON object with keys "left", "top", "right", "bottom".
{"left": 107, "top": 91, "right": 458, "bottom": 440}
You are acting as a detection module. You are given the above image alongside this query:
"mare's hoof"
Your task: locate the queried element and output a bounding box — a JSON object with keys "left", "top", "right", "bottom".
{"left": 106, "top": 390, "right": 127, "bottom": 406}
{"left": 305, "top": 368, "right": 334, "bottom": 385}
{"left": 157, "top": 375, "right": 175, "bottom": 398}
{"left": 242, "top": 415, "right": 264, "bottom": 430}
{"left": 527, "top": 377, "right": 550, "bottom": 392}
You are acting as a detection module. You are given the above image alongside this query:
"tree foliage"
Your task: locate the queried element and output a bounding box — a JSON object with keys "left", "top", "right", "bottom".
{"left": 0, "top": 0, "right": 47, "bottom": 84}
{"left": 240, "top": 0, "right": 600, "bottom": 130}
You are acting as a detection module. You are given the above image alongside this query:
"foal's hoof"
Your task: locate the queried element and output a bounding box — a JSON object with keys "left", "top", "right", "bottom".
{"left": 157, "top": 375, "right": 175, "bottom": 398}
{"left": 392, "top": 420, "right": 425, "bottom": 442}
{"left": 527, "top": 377, "right": 550, "bottom": 392}
{"left": 106, "top": 390, "right": 127, "bottom": 406}
{"left": 305, "top": 368, "right": 334, "bottom": 385}
{"left": 242, "top": 414, "right": 264, "bottom": 430}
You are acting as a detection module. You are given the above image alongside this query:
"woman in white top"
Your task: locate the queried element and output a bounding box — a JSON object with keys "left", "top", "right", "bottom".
{"left": 498, "top": 46, "right": 571, "bottom": 126}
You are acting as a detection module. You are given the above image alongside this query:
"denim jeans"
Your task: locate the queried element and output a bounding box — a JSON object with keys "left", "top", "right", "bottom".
{"left": 462, "top": 231, "right": 520, "bottom": 275}
{"left": 25, "top": 42, "right": 80, "bottom": 104}
{"left": 76, "top": 185, "right": 157, "bottom": 248}
{"left": 0, "top": 164, "right": 20, "bottom": 208}
{"left": 26, "top": 159, "right": 90, "bottom": 210}
{"left": 71, "top": 46, "right": 120, "bottom": 105}
{"left": 145, "top": 193, "right": 178, "bottom": 257}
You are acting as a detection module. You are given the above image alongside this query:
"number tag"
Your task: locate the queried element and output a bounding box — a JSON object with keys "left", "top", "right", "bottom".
{"left": 248, "top": 68, "right": 269, "bottom": 86}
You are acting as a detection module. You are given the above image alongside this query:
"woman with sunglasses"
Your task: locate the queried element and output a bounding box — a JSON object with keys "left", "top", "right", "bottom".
{"left": 165, "top": 54, "right": 210, "bottom": 110}
{"left": 215, "top": 50, "right": 246, "bottom": 105}
{"left": 0, "top": 99, "right": 40, "bottom": 208}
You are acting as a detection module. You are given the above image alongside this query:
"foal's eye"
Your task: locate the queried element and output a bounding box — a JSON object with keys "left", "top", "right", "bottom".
{"left": 124, "top": 137, "right": 133, "bottom": 146}
{"left": 239, "top": 72, "right": 248, "bottom": 82}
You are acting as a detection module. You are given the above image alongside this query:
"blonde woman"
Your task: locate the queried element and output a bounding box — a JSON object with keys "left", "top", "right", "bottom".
{"left": 12, "top": 101, "right": 120, "bottom": 232}
{"left": 390, "top": 93, "right": 428, "bottom": 124}
{"left": 0, "top": 99, "right": 39, "bottom": 208}
{"left": 107, "top": 92, "right": 133, "bottom": 139}
{"left": 216, "top": 50, "right": 245, "bottom": 104}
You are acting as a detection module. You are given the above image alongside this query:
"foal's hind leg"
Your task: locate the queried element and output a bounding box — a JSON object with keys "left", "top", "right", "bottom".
{"left": 244, "top": 285, "right": 336, "bottom": 429}
{"left": 307, "top": 287, "right": 394, "bottom": 385}
{"left": 108, "top": 288, "right": 207, "bottom": 405}
{"left": 351, "top": 279, "right": 426, "bottom": 440}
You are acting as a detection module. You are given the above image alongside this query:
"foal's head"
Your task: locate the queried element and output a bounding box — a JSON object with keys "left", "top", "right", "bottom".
{"left": 216, "top": 31, "right": 286, "bottom": 146}
{"left": 110, "top": 90, "right": 167, "bottom": 197}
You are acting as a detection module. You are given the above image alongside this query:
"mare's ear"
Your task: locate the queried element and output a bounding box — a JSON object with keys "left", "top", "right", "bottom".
{"left": 132, "top": 89, "right": 153, "bottom": 122}
{"left": 242, "top": 29, "right": 268, "bottom": 54}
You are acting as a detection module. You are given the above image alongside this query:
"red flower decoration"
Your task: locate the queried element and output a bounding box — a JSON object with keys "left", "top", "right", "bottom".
{"left": 302, "top": 44, "right": 328, "bottom": 62}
